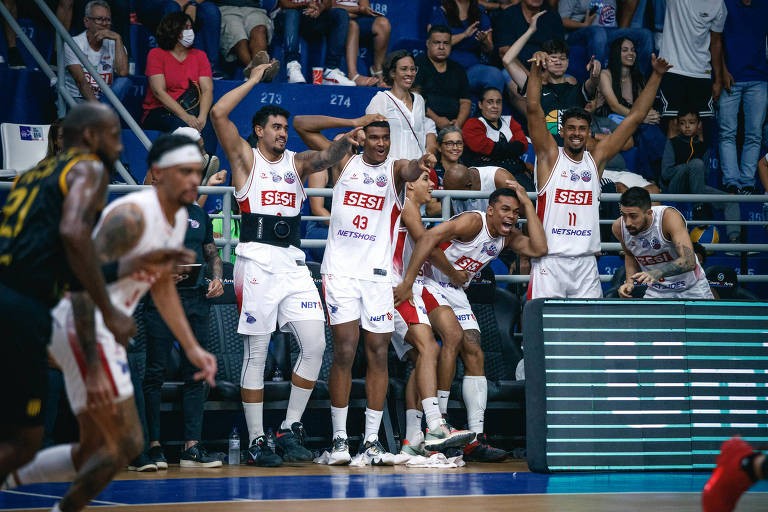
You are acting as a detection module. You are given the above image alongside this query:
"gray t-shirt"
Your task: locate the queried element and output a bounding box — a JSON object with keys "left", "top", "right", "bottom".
{"left": 659, "top": 0, "right": 727, "bottom": 79}
{"left": 559, "top": 0, "right": 618, "bottom": 27}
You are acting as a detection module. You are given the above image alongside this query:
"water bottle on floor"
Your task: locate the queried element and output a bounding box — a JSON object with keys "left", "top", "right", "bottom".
{"left": 229, "top": 427, "right": 241, "bottom": 465}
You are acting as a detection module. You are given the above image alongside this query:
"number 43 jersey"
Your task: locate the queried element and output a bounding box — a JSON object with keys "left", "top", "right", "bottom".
{"left": 321, "top": 154, "right": 403, "bottom": 283}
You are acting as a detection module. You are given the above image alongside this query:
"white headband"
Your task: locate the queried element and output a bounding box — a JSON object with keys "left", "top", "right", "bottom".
{"left": 153, "top": 144, "right": 204, "bottom": 168}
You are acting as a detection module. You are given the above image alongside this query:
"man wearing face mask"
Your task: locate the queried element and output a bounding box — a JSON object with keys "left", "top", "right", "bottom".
{"left": 142, "top": 11, "right": 217, "bottom": 154}
{"left": 63, "top": 1, "right": 131, "bottom": 105}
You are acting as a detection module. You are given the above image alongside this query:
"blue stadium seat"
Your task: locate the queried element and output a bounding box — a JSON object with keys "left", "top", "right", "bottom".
{"left": 120, "top": 128, "right": 161, "bottom": 184}
{"left": 16, "top": 18, "right": 54, "bottom": 70}
{"left": 129, "top": 22, "right": 157, "bottom": 77}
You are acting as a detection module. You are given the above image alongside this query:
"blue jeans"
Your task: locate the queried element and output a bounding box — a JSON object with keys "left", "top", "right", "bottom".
{"left": 136, "top": 0, "right": 221, "bottom": 71}
{"left": 717, "top": 80, "right": 768, "bottom": 189}
{"left": 566, "top": 26, "right": 653, "bottom": 75}
{"left": 630, "top": 0, "right": 666, "bottom": 32}
{"left": 276, "top": 8, "right": 349, "bottom": 69}
{"left": 466, "top": 63, "right": 510, "bottom": 94}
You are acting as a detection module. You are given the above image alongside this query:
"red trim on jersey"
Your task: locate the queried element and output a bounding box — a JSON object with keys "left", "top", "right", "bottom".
{"left": 293, "top": 155, "right": 307, "bottom": 205}
{"left": 234, "top": 148, "right": 257, "bottom": 207}
{"left": 389, "top": 202, "right": 402, "bottom": 243}
{"left": 438, "top": 241, "right": 451, "bottom": 251}
{"left": 336, "top": 154, "right": 356, "bottom": 187}
{"left": 395, "top": 299, "right": 420, "bottom": 325}
{"left": 527, "top": 271, "right": 534, "bottom": 301}
{"left": 538, "top": 150, "right": 561, "bottom": 194}
{"left": 421, "top": 286, "right": 440, "bottom": 314}
{"left": 97, "top": 343, "right": 119, "bottom": 397}
{"left": 536, "top": 190, "right": 546, "bottom": 223}
{"left": 321, "top": 275, "right": 332, "bottom": 326}
{"left": 392, "top": 228, "right": 407, "bottom": 277}
{"left": 67, "top": 318, "right": 88, "bottom": 381}
{"left": 562, "top": 148, "right": 587, "bottom": 165}
{"left": 234, "top": 270, "right": 244, "bottom": 314}
{"left": 256, "top": 146, "right": 285, "bottom": 165}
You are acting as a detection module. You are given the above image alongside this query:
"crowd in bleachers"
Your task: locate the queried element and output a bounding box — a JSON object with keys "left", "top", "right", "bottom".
{"left": 2, "top": 0, "right": 768, "bottom": 473}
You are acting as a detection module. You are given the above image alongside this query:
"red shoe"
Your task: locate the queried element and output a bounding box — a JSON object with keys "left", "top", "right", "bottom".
{"left": 702, "top": 437, "right": 757, "bottom": 512}
{"left": 463, "top": 433, "right": 508, "bottom": 462}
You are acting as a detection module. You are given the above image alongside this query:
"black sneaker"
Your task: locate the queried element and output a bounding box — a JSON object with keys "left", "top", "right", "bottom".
{"left": 127, "top": 453, "right": 158, "bottom": 472}
{"left": 463, "top": 433, "right": 508, "bottom": 462}
{"left": 726, "top": 185, "right": 739, "bottom": 194}
{"left": 180, "top": 443, "right": 223, "bottom": 468}
{"left": 148, "top": 445, "right": 168, "bottom": 470}
{"left": 246, "top": 435, "right": 283, "bottom": 467}
{"left": 739, "top": 186, "right": 754, "bottom": 195}
{"left": 275, "top": 422, "right": 313, "bottom": 462}
{"left": 7, "top": 47, "right": 25, "bottom": 69}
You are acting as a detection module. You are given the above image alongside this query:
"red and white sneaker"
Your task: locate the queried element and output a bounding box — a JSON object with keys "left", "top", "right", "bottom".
{"left": 463, "top": 433, "right": 508, "bottom": 462}
{"left": 323, "top": 68, "right": 355, "bottom": 86}
{"left": 702, "top": 437, "right": 757, "bottom": 512}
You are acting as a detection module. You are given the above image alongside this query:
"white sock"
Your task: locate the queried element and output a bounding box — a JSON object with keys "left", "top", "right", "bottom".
{"left": 462, "top": 376, "right": 487, "bottom": 434}
{"left": 331, "top": 405, "right": 348, "bottom": 439}
{"left": 437, "top": 390, "right": 450, "bottom": 416}
{"left": 281, "top": 384, "right": 313, "bottom": 430}
{"left": 242, "top": 401, "right": 264, "bottom": 444}
{"left": 422, "top": 397, "right": 442, "bottom": 432}
{"left": 364, "top": 407, "right": 383, "bottom": 442}
{"left": 405, "top": 409, "right": 423, "bottom": 443}
{"left": 12, "top": 444, "right": 75, "bottom": 487}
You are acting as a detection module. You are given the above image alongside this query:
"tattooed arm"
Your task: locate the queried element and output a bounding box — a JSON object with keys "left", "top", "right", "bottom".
{"left": 204, "top": 242, "right": 224, "bottom": 298}
{"left": 61, "top": 161, "right": 136, "bottom": 346}
{"left": 294, "top": 127, "right": 363, "bottom": 179}
{"left": 631, "top": 209, "right": 696, "bottom": 286}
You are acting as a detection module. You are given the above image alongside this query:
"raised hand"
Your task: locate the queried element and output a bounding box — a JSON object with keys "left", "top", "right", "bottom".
{"left": 528, "top": 51, "right": 548, "bottom": 70}
{"left": 650, "top": 54, "right": 672, "bottom": 75}
{"left": 463, "top": 21, "right": 480, "bottom": 39}
{"left": 587, "top": 55, "right": 601, "bottom": 81}
{"left": 418, "top": 152, "right": 437, "bottom": 172}
{"left": 355, "top": 113, "right": 388, "bottom": 127}
{"left": 344, "top": 126, "right": 364, "bottom": 146}
{"left": 528, "top": 10, "right": 546, "bottom": 32}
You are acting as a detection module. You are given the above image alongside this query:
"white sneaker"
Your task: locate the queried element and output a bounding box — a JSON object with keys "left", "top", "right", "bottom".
{"left": 328, "top": 435, "right": 351, "bottom": 465}
{"left": 359, "top": 435, "right": 395, "bottom": 466}
{"left": 286, "top": 60, "right": 306, "bottom": 84}
{"left": 323, "top": 68, "right": 355, "bottom": 86}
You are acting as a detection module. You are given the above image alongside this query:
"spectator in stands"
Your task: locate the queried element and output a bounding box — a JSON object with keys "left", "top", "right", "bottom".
{"left": 462, "top": 86, "right": 530, "bottom": 188}
{"left": 139, "top": 163, "right": 225, "bottom": 470}
{"left": 494, "top": 0, "right": 565, "bottom": 69}
{"left": 141, "top": 12, "right": 217, "bottom": 154}
{"left": 275, "top": 0, "right": 354, "bottom": 85}
{"left": 558, "top": 0, "right": 653, "bottom": 74}
{"left": 661, "top": 108, "right": 740, "bottom": 242}
{"left": 434, "top": 125, "right": 465, "bottom": 187}
{"left": 334, "top": 1, "right": 391, "bottom": 86}
{"left": 366, "top": 50, "right": 439, "bottom": 160}
{"left": 505, "top": 39, "right": 600, "bottom": 134}
{"left": 43, "top": 118, "right": 65, "bottom": 162}
{"left": 718, "top": 0, "right": 768, "bottom": 195}
{"left": 658, "top": 0, "right": 726, "bottom": 139}
{"left": 414, "top": 25, "right": 472, "bottom": 130}
{"left": 62, "top": 1, "right": 131, "bottom": 105}
{"left": 599, "top": 36, "right": 666, "bottom": 181}
{"left": 428, "top": 0, "right": 503, "bottom": 94}
{"left": 136, "top": 1, "right": 222, "bottom": 76}
{"left": 212, "top": 0, "right": 280, "bottom": 80}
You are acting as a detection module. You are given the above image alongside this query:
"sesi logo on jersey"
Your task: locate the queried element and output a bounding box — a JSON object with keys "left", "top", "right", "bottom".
{"left": 342, "top": 191, "right": 385, "bottom": 211}
{"left": 455, "top": 255, "right": 483, "bottom": 273}
{"left": 261, "top": 190, "right": 297, "bottom": 207}
{"left": 636, "top": 252, "right": 674, "bottom": 266}
{"left": 554, "top": 188, "right": 593, "bottom": 205}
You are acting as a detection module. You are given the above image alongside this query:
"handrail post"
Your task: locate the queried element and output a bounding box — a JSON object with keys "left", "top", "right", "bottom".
{"left": 223, "top": 193, "right": 232, "bottom": 263}
{"left": 441, "top": 191, "right": 451, "bottom": 222}
{"left": 56, "top": 33, "right": 66, "bottom": 118}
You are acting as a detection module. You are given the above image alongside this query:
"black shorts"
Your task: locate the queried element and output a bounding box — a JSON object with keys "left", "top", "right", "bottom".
{"left": 0, "top": 283, "right": 51, "bottom": 427}
{"left": 659, "top": 72, "right": 715, "bottom": 118}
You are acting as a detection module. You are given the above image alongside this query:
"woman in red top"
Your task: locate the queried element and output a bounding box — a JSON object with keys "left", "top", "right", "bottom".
{"left": 142, "top": 12, "right": 215, "bottom": 152}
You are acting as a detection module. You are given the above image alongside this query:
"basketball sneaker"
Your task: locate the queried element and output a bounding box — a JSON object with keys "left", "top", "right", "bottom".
{"left": 400, "top": 432, "right": 433, "bottom": 457}
{"left": 328, "top": 435, "right": 352, "bottom": 465}
{"left": 147, "top": 445, "right": 168, "bottom": 470}
{"left": 276, "top": 422, "right": 313, "bottom": 462}
{"left": 359, "top": 435, "right": 395, "bottom": 466}
{"left": 424, "top": 419, "right": 476, "bottom": 451}
{"left": 702, "top": 437, "right": 757, "bottom": 512}
{"left": 180, "top": 443, "right": 223, "bottom": 468}
{"left": 247, "top": 435, "right": 283, "bottom": 467}
{"left": 463, "top": 433, "right": 508, "bottom": 462}
{"left": 127, "top": 453, "right": 158, "bottom": 472}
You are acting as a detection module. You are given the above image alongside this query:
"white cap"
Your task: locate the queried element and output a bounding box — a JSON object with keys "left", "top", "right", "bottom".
{"left": 172, "top": 126, "right": 202, "bottom": 141}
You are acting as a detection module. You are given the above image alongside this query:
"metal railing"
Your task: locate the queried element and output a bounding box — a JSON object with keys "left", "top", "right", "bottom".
{"left": 0, "top": 0, "right": 144, "bottom": 184}
{"left": 5, "top": 182, "right": 763, "bottom": 285}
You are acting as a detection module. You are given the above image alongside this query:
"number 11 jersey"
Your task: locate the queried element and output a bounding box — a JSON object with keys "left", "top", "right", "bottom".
{"left": 321, "top": 154, "right": 403, "bottom": 283}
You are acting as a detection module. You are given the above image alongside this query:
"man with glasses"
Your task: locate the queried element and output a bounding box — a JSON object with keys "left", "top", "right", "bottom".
{"left": 63, "top": 0, "right": 131, "bottom": 104}
{"left": 414, "top": 25, "right": 472, "bottom": 130}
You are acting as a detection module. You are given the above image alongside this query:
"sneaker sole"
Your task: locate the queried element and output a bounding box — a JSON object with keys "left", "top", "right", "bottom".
{"left": 154, "top": 461, "right": 168, "bottom": 470}
{"left": 328, "top": 452, "right": 351, "bottom": 465}
{"left": 129, "top": 464, "right": 158, "bottom": 472}
{"left": 180, "top": 459, "right": 223, "bottom": 468}
{"left": 425, "top": 431, "right": 476, "bottom": 451}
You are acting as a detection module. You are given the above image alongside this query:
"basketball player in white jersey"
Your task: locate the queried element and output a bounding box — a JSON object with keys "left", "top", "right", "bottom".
{"left": 613, "top": 187, "right": 713, "bottom": 299}
{"left": 210, "top": 63, "right": 362, "bottom": 466}
{"left": 526, "top": 52, "right": 672, "bottom": 299}
{"left": 390, "top": 171, "right": 476, "bottom": 455}
{"left": 394, "top": 185, "right": 547, "bottom": 461}
{"left": 3, "top": 134, "right": 218, "bottom": 512}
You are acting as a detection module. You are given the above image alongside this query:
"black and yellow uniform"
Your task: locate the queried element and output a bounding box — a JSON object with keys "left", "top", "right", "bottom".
{"left": 0, "top": 149, "right": 101, "bottom": 426}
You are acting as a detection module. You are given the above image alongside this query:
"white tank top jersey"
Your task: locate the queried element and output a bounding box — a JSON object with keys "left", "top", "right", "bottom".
{"left": 536, "top": 147, "right": 601, "bottom": 257}
{"left": 94, "top": 188, "right": 187, "bottom": 316}
{"left": 622, "top": 206, "right": 708, "bottom": 293}
{"left": 426, "top": 211, "right": 505, "bottom": 288}
{"left": 451, "top": 166, "right": 496, "bottom": 215}
{"left": 234, "top": 147, "right": 308, "bottom": 272}
{"left": 321, "top": 154, "right": 403, "bottom": 282}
